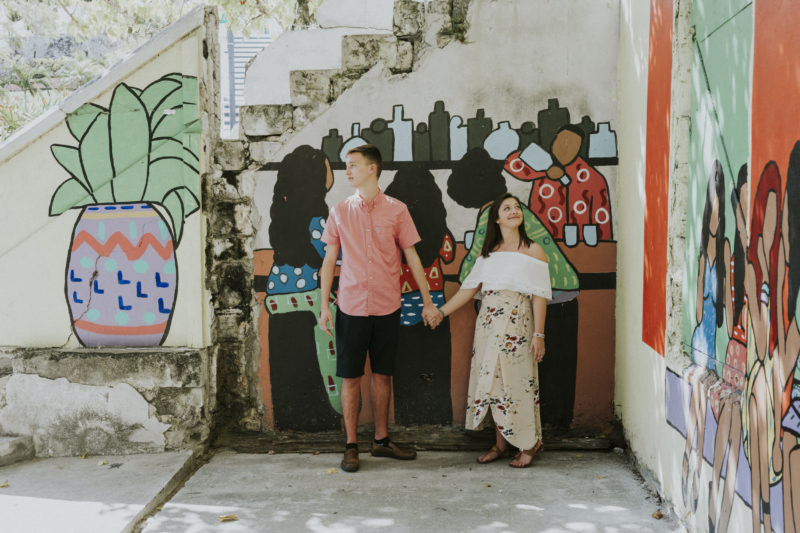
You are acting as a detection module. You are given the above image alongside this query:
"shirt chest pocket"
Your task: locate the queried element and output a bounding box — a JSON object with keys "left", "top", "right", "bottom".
{"left": 373, "top": 225, "right": 395, "bottom": 243}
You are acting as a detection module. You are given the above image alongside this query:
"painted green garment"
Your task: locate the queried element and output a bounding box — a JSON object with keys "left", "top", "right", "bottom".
{"left": 458, "top": 204, "right": 579, "bottom": 291}
{"left": 264, "top": 288, "right": 343, "bottom": 414}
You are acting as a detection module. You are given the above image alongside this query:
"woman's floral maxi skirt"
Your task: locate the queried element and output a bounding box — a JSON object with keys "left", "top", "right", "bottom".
{"left": 465, "top": 289, "right": 542, "bottom": 450}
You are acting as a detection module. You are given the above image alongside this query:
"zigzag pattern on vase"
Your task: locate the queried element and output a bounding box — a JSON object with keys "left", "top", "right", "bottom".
{"left": 71, "top": 231, "right": 174, "bottom": 260}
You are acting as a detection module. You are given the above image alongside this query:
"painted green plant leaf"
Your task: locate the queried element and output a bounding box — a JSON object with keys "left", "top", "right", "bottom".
{"left": 49, "top": 178, "right": 94, "bottom": 216}
{"left": 51, "top": 74, "right": 201, "bottom": 249}
{"left": 162, "top": 188, "right": 186, "bottom": 245}
{"left": 109, "top": 83, "right": 149, "bottom": 202}
{"left": 51, "top": 144, "right": 93, "bottom": 197}
{"left": 79, "top": 112, "right": 114, "bottom": 203}
{"left": 65, "top": 103, "right": 105, "bottom": 141}
{"left": 459, "top": 204, "right": 579, "bottom": 290}
{"left": 139, "top": 78, "right": 181, "bottom": 117}
{"left": 146, "top": 140, "right": 188, "bottom": 200}
{"left": 151, "top": 91, "right": 185, "bottom": 139}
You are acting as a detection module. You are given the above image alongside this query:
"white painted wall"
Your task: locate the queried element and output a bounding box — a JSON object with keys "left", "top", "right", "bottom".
{"left": 0, "top": 13, "right": 210, "bottom": 348}
{"left": 613, "top": 0, "right": 690, "bottom": 524}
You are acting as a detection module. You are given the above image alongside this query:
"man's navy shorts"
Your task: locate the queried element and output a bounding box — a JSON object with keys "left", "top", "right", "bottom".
{"left": 335, "top": 308, "right": 400, "bottom": 378}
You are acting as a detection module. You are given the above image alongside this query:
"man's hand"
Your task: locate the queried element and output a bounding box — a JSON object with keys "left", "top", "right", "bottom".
{"left": 319, "top": 306, "right": 334, "bottom": 336}
{"left": 530, "top": 336, "right": 545, "bottom": 363}
{"left": 422, "top": 302, "right": 442, "bottom": 329}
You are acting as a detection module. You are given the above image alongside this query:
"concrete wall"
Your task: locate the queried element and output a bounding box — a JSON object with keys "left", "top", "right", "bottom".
{"left": 220, "top": 0, "right": 622, "bottom": 435}
{"left": 617, "top": 0, "right": 800, "bottom": 531}
{"left": 0, "top": 8, "right": 219, "bottom": 456}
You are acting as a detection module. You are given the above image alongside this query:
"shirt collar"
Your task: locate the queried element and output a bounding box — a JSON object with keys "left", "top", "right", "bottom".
{"left": 352, "top": 189, "right": 385, "bottom": 210}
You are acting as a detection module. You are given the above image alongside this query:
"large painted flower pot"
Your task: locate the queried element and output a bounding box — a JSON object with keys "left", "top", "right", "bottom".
{"left": 65, "top": 203, "right": 177, "bottom": 347}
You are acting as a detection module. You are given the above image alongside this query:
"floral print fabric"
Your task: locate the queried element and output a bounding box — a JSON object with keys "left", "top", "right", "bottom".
{"left": 465, "top": 289, "right": 541, "bottom": 450}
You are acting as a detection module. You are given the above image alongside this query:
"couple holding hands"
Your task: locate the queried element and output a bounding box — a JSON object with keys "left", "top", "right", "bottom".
{"left": 319, "top": 145, "right": 550, "bottom": 473}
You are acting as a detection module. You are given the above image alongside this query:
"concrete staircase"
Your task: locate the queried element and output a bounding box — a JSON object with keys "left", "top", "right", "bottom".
{"left": 0, "top": 435, "right": 34, "bottom": 467}
{"left": 0, "top": 354, "right": 34, "bottom": 467}
{"left": 217, "top": 0, "right": 469, "bottom": 169}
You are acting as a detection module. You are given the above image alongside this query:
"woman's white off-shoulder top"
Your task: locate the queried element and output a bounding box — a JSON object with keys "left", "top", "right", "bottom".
{"left": 461, "top": 252, "right": 552, "bottom": 300}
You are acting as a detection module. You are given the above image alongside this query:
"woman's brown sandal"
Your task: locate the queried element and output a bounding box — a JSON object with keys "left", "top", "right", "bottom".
{"left": 510, "top": 440, "right": 543, "bottom": 468}
{"left": 476, "top": 445, "right": 514, "bottom": 464}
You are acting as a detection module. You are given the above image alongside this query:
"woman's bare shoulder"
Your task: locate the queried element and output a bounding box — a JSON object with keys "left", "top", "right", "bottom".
{"left": 524, "top": 242, "right": 548, "bottom": 262}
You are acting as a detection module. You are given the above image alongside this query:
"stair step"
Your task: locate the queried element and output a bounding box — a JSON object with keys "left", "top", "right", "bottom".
{"left": 0, "top": 435, "right": 35, "bottom": 467}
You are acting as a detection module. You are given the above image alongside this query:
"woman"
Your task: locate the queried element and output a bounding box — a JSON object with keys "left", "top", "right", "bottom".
{"left": 741, "top": 162, "right": 782, "bottom": 533}
{"left": 708, "top": 164, "right": 748, "bottom": 533}
{"left": 266, "top": 145, "right": 342, "bottom": 430}
{"left": 682, "top": 161, "right": 726, "bottom": 511}
{"left": 436, "top": 193, "right": 551, "bottom": 468}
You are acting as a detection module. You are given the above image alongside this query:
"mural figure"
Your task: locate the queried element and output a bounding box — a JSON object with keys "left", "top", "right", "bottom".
{"left": 385, "top": 165, "right": 455, "bottom": 424}
{"left": 49, "top": 73, "right": 200, "bottom": 347}
{"left": 682, "top": 161, "right": 726, "bottom": 513}
{"left": 266, "top": 145, "right": 342, "bottom": 430}
{"left": 777, "top": 142, "right": 800, "bottom": 533}
{"left": 707, "top": 164, "right": 748, "bottom": 533}
{"left": 742, "top": 163, "right": 782, "bottom": 533}
{"left": 503, "top": 125, "right": 613, "bottom": 247}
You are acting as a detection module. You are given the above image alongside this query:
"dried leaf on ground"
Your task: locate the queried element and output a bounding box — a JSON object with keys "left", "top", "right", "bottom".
{"left": 79, "top": 453, "right": 89, "bottom": 459}
{"left": 652, "top": 511, "right": 663, "bottom": 519}
{"left": 325, "top": 467, "right": 338, "bottom": 474}
{"left": 0, "top": 480, "right": 8, "bottom": 488}
{"left": 219, "top": 514, "right": 238, "bottom": 522}
{"left": 97, "top": 460, "right": 108, "bottom": 466}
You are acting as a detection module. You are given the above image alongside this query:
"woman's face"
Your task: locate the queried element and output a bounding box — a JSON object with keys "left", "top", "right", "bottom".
{"left": 496, "top": 198, "right": 523, "bottom": 229}
{"left": 709, "top": 191, "right": 720, "bottom": 237}
{"left": 759, "top": 191, "right": 779, "bottom": 274}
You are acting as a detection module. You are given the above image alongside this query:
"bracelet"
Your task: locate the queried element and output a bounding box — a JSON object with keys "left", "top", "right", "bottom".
{"left": 532, "top": 332, "right": 545, "bottom": 339}
{"left": 439, "top": 309, "right": 446, "bottom": 318}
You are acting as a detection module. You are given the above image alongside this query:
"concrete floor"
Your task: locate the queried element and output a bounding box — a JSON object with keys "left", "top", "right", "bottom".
{"left": 141, "top": 450, "right": 681, "bottom": 533}
{"left": 0, "top": 451, "right": 192, "bottom": 533}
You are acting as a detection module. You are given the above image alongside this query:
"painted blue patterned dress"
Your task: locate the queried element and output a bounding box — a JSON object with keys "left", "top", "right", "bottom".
{"left": 691, "top": 257, "right": 718, "bottom": 373}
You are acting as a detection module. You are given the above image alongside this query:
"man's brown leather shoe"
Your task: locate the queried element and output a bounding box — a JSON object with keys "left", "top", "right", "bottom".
{"left": 340, "top": 447, "right": 359, "bottom": 472}
{"left": 370, "top": 440, "right": 417, "bottom": 460}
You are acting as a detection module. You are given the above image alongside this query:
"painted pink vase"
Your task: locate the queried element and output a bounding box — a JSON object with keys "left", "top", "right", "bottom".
{"left": 65, "top": 203, "right": 177, "bottom": 347}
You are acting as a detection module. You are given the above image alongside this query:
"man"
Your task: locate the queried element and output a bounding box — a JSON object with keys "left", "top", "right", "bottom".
{"left": 319, "top": 144, "right": 441, "bottom": 472}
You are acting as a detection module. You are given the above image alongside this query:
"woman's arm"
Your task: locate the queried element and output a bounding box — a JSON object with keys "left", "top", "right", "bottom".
{"left": 530, "top": 294, "right": 546, "bottom": 362}
{"left": 438, "top": 286, "right": 481, "bottom": 319}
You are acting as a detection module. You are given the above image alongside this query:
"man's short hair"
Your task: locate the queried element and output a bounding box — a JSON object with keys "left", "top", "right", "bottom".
{"left": 347, "top": 144, "right": 383, "bottom": 176}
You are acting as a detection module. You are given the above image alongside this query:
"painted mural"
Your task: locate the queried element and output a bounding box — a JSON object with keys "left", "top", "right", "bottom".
{"left": 254, "top": 99, "right": 618, "bottom": 433}
{"left": 48, "top": 73, "right": 201, "bottom": 347}
{"left": 664, "top": 1, "right": 800, "bottom": 531}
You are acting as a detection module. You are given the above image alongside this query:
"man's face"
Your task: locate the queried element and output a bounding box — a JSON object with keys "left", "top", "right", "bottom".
{"left": 345, "top": 152, "right": 374, "bottom": 189}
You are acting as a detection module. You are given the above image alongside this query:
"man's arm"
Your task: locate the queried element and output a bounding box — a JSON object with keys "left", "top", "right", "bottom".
{"left": 402, "top": 246, "right": 440, "bottom": 327}
{"left": 319, "top": 243, "right": 340, "bottom": 336}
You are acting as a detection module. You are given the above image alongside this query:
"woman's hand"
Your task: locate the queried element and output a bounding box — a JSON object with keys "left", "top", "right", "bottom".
{"left": 530, "top": 336, "right": 545, "bottom": 363}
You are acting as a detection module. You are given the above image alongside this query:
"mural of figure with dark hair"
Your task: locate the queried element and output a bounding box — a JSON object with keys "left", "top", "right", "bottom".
{"left": 450, "top": 147, "right": 581, "bottom": 428}
{"left": 385, "top": 164, "right": 454, "bottom": 424}
{"left": 774, "top": 141, "right": 800, "bottom": 533}
{"left": 707, "top": 164, "right": 748, "bottom": 533}
{"left": 682, "top": 161, "right": 726, "bottom": 512}
{"left": 265, "top": 145, "right": 342, "bottom": 430}
{"left": 741, "top": 163, "right": 782, "bottom": 533}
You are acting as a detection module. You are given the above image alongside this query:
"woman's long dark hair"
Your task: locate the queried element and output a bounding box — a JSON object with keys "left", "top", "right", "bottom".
{"left": 480, "top": 193, "right": 533, "bottom": 258}
{"left": 385, "top": 164, "right": 448, "bottom": 266}
{"left": 787, "top": 141, "right": 800, "bottom": 322}
{"left": 731, "top": 164, "right": 747, "bottom": 327}
{"left": 700, "top": 160, "right": 726, "bottom": 328}
{"left": 269, "top": 145, "right": 330, "bottom": 268}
